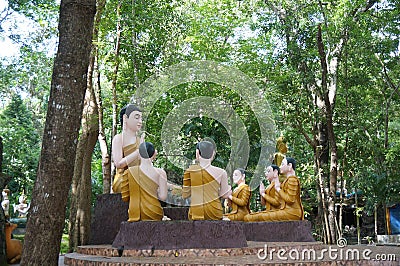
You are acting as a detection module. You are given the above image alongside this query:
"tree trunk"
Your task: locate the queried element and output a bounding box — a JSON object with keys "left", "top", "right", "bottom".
{"left": 20, "top": 0, "right": 96, "bottom": 264}
{"left": 317, "top": 24, "right": 339, "bottom": 244}
{"left": 110, "top": 0, "right": 122, "bottom": 191}
{"left": 0, "top": 136, "right": 2, "bottom": 173}
{"left": 1, "top": 136, "right": 11, "bottom": 266}
{"left": 96, "top": 66, "right": 112, "bottom": 194}
{"left": 68, "top": 86, "right": 99, "bottom": 252}
{"left": 325, "top": 100, "right": 338, "bottom": 244}
{"left": 68, "top": 0, "right": 107, "bottom": 250}
{"left": 91, "top": 0, "right": 111, "bottom": 194}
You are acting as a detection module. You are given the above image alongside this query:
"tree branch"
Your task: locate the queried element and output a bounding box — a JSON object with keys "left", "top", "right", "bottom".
{"left": 375, "top": 53, "right": 400, "bottom": 98}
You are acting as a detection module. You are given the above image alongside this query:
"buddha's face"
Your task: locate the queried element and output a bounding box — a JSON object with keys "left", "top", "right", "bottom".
{"left": 232, "top": 170, "right": 243, "bottom": 184}
{"left": 125, "top": 110, "right": 142, "bottom": 132}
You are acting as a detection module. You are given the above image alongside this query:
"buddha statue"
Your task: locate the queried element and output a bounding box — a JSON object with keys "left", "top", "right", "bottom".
{"left": 273, "top": 136, "right": 288, "bottom": 183}
{"left": 112, "top": 104, "right": 145, "bottom": 193}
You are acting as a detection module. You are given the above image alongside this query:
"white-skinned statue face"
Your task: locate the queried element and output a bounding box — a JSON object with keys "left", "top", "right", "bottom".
{"left": 265, "top": 166, "right": 278, "bottom": 182}
{"left": 124, "top": 110, "right": 142, "bottom": 132}
{"left": 232, "top": 169, "right": 244, "bottom": 184}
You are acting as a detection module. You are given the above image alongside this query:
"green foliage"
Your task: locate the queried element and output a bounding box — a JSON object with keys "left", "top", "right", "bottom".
{"left": 0, "top": 93, "right": 41, "bottom": 208}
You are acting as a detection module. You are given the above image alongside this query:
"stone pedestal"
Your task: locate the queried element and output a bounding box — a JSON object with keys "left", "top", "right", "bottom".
{"left": 90, "top": 194, "right": 315, "bottom": 247}
{"left": 112, "top": 220, "right": 248, "bottom": 250}
{"left": 243, "top": 220, "right": 315, "bottom": 242}
{"left": 89, "top": 193, "right": 128, "bottom": 245}
{"left": 89, "top": 194, "right": 189, "bottom": 245}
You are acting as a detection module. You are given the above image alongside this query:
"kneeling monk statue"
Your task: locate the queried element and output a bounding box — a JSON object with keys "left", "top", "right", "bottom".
{"left": 121, "top": 142, "right": 168, "bottom": 221}
{"left": 182, "top": 140, "right": 232, "bottom": 220}
{"left": 245, "top": 158, "right": 303, "bottom": 222}
{"left": 223, "top": 168, "right": 251, "bottom": 221}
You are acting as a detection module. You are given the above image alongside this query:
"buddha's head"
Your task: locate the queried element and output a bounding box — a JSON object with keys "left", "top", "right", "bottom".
{"left": 276, "top": 136, "right": 288, "bottom": 154}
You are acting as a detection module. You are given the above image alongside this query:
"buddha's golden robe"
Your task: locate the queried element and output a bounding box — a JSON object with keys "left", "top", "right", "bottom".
{"left": 112, "top": 138, "right": 140, "bottom": 193}
{"left": 182, "top": 164, "right": 223, "bottom": 220}
{"left": 244, "top": 177, "right": 303, "bottom": 222}
{"left": 225, "top": 183, "right": 251, "bottom": 221}
{"left": 120, "top": 166, "right": 163, "bottom": 222}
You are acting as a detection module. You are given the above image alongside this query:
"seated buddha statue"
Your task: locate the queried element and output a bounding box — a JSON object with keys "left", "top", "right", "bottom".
{"left": 182, "top": 140, "right": 231, "bottom": 220}
{"left": 245, "top": 158, "right": 304, "bottom": 222}
{"left": 112, "top": 104, "right": 145, "bottom": 193}
{"left": 273, "top": 136, "right": 288, "bottom": 183}
{"left": 120, "top": 142, "right": 168, "bottom": 221}
{"left": 223, "top": 168, "right": 251, "bottom": 221}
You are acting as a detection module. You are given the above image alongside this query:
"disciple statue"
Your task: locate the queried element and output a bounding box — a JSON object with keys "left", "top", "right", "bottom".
{"left": 1, "top": 188, "right": 10, "bottom": 219}
{"left": 182, "top": 140, "right": 231, "bottom": 220}
{"left": 121, "top": 142, "right": 167, "bottom": 221}
{"left": 112, "top": 104, "right": 145, "bottom": 193}
{"left": 223, "top": 168, "right": 251, "bottom": 221}
{"left": 245, "top": 158, "right": 304, "bottom": 222}
{"left": 244, "top": 165, "right": 282, "bottom": 222}
{"left": 13, "top": 191, "right": 30, "bottom": 218}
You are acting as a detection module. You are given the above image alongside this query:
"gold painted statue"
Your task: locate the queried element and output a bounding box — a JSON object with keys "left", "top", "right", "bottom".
{"left": 223, "top": 168, "right": 251, "bottom": 221}
{"left": 182, "top": 140, "right": 232, "bottom": 220}
{"left": 112, "top": 104, "right": 145, "bottom": 193}
{"left": 244, "top": 165, "right": 282, "bottom": 221}
{"left": 121, "top": 142, "right": 168, "bottom": 221}
{"left": 273, "top": 136, "right": 288, "bottom": 183}
{"left": 245, "top": 158, "right": 304, "bottom": 222}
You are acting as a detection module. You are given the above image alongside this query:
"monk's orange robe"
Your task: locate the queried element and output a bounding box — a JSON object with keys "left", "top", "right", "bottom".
{"left": 225, "top": 183, "right": 251, "bottom": 221}
{"left": 182, "top": 164, "right": 224, "bottom": 220}
{"left": 244, "top": 176, "right": 304, "bottom": 222}
{"left": 121, "top": 166, "right": 163, "bottom": 222}
{"left": 112, "top": 138, "right": 140, "bottom": 193}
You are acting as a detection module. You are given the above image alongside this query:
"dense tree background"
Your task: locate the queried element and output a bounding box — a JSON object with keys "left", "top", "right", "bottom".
{"left": 0, "top": 0, "right": 399, "bottom": 259}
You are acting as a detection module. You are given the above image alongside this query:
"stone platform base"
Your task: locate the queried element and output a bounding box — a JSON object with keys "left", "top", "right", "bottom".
{"left": 112, "top": 220, "right": 247, "bottom": 250}
{"left": 111, "top": 220, "right": 315, "bottom": 250}
{"left": 90, "top": 194, "right": 315, "bottom": 249}
{"left": 244, "top": 220, "right": 315, "bottom": 242}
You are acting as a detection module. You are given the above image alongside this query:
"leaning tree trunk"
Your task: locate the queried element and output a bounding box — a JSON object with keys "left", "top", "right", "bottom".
{"left": 110, "top": 0, "right": 123, "bottom": 192}
{"left": 68, "top": 0, "right": 106, "bottom": 250}
{"left": 96, "top": 64, "right": 112, "bottom": 194}
{"left": 20, "top": 0, "right": 96, "bottom": 265}
{"left": 316, "top": 121, "right": 330, "bottom": 243}
{"left": 90, "top": 0, "right": 111, "bottom": 194}
{"left": 68, "top": 86, "right": 99, "bottom": 252}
